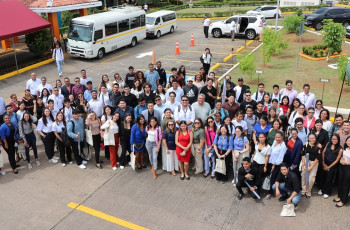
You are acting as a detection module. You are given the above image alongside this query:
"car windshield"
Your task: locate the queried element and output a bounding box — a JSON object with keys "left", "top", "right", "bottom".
{"left": 314, "top": 8, "right": 327, "bottom": 14}
{"left": 146, "top": 17, "right": 156, "bottom": 25}
{"left": 253, "top": 7, "right": 262, "bottom": 11}
{"left": 68, "top": 23, "right": 93, "bottom": 42}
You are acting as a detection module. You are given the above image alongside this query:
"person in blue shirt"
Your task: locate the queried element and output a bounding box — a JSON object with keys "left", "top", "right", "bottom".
{"left": 213, "top": 124, "right": 234, "bottom": 183}
{"left": 144, "top": 63, "right": 160, "bottom": 91}
{"left": 0, "top": 114, "right": 18, "bottom": 173}
{"left": 83, "top": 81, "right": 95, "bottom": 102}
{"left": 134, "top": 97, "right": 147, "bottom": 119}
{"left": 208, "top": 100, "right": 229, "bottom": 122}
{"left": 232, "top": 126, "right": 250, "bottom": 185}
{"left": 0, "top": 96, "right": 6, "bottom": 124}
{"left": 5, "top": 105, "right": 20, "bottom": 129}
{"left": 130, "top": 114, "right": 147, "bottom": 169}
{"left": 115, "top": 99, "right": 134, "bottom": 121}
{"left": 252, "top": 115, "right": 272, "bottom": 143}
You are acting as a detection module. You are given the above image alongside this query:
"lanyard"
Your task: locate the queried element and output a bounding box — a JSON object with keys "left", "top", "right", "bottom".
{"left": 303, "top": 94, "right": 309, "bottom": 104}
{"left": 182, "top": 107, "right": 188, "bottom": 119}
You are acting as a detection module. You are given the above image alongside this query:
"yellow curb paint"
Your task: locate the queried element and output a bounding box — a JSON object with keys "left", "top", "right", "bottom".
{"left": 0, "top": 48, "right": 14, "bottom": 56}
{"left": 67, "top": 202, "right": 150, "bottom": 230}
{"left": 211, "top": 63, "right": 221, "bottom": 71}
{"left": 100, "top": 53, "right": 128, "bottom": 64}
{"left": 299, "top": 52, "right": 347, "bottom": 61}
{"left": 223, "top": 54, "right": 234, "bottom": 62}
{"left": 138, "top": 68, "right": 196, "bottom": 75}
{"left": 282, "top": 10, "right": 312, "bottom": 15}
{"left": 222, "top": 40, "right": 254, "bottom": 62}
{"left": 345, "top": 38, "right": 350, "bottom": 42}
{"left": 335, "top": 4, "right": 350, "bottom": 8}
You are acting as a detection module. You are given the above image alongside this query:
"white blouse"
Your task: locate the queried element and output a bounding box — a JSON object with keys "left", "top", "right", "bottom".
{"left": 101, "top": 120, "right": 119, "bottom": 134}
{"left": 253, "top": 143, "right": 271, "bottom": 164}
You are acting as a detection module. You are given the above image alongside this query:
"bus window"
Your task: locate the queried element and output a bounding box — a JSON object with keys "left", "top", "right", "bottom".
{"left": 141, "top": 15, "right": 146, "bottom": 27}
{"left": 155, "top": 17, "right": 160, "bottom": 25}
{"left": 105, "top": 22, "right": 118, "bottom": 36}
{"left": 118, "top": 19, "right": 129, "bottom": 33}
{"left": 94, "top": 29, "right": 103, "bottom": 41}
{"left": 130, "top": 16, "right": 140, "bottom": 29}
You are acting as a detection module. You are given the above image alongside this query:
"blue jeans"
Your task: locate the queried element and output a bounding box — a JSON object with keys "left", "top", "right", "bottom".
{"left": 56, "top": 60, "right": 63, "bottom": 75}
{"left": 204, "top": 145, "right": 215, "bottom": 175}
{"left": 272, "top": 183, "right": 301, "bottom": 205}
{"left": 25, "top": 131, "right": 38, "bottom": 163}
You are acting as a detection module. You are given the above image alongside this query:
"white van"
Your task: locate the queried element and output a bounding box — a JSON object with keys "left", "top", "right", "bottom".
{"left": 146, "top": 10, "right": 177, "bottom": 38}
{"left": 67, "top": 7, "right": 146, "bottom": 59}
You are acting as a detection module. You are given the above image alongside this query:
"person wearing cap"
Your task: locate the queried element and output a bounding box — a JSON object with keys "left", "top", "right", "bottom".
{"left": 183, "top": 77, "right": 199, "bottom": 104}
{"left": 234, "top": 77, "right": 250, "bottom": 104}
{"left": 83, "top": 81, "right": 94, "bottom": 102}
{"left": 125, "top": 66, "right": 135, "bottom": 88}
{"left": 86, "top": 90, "right": 104, "bottom": 118}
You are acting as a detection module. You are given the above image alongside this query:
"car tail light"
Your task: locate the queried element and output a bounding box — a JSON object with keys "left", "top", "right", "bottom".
{"left": 259, "top": 21, "right": 263, "bottom": 27}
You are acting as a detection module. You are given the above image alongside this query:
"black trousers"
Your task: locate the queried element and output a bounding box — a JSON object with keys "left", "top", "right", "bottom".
{"left": 120, "top": 137, "right": 131, "bottom": 166}
{"left": 322, "top": 168, "right": 337, "bottom": 195}
{"left": 215, "top": 150, "right": 229, "bottom": 182}
{"left": 2, "top": 139, "right": 16, "bottom": 169}
{"left": 92, "top": 134, "right": 101, "bottom": 164}
{"left": 57, "top": 138, "right": 72, "bottom": 164}
{"left": 338, "top": 165, "right": 350, "bottom": 204}
{"left": 41, "top": 132, "right": 55, "bottom": 160}
{"left": 236, "top": 181, "right": 258, "bottom": 198}
{"left": 252, "top": 161, "right": 269, "bottom": 188}
{"left": 203, "top": 26, "right": 209, "bottom": 38}
{"left": 71, "top": 141, "right": 83, "bottom": 166}
{"left": 269, "top": 165, "right": 281, "bottom": 194}
{"left": 105, "top": 145, "right": 110, "bottom": 160}
{"left": 202, "top": 63, "right": 210, "bottom": 81}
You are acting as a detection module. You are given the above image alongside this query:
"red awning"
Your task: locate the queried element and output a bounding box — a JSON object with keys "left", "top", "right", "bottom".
{"left": 0, "top": 0, "right": 51, "bottom": 40}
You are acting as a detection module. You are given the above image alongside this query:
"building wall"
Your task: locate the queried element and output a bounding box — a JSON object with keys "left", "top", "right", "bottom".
{"left": 280, "top": 0, "right": 321, "bottom": 6}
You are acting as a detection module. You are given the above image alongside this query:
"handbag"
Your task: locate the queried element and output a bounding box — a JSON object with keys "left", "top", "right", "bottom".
{"left": 85, "top": 124, "right": 93, "bottom": 146}
{"left": 262, "top": 172, "right": 272, "bottom": 191}
{"left": 134, "top": 142, "right": 144, "bottom": 149}
{"left": 130, "top": 145, "right": 136, "bottom": 171}
{"left": 103, "top": 128, "right": 115, "bottom": 146}
{"left": 0, "top": 151, "right": 4, "bottom": 168}
{"left": 215, "top": 158, "right": 226, "bottom": 175}
{"left": 207, "top": 129, "right": 214, "bottom": 157}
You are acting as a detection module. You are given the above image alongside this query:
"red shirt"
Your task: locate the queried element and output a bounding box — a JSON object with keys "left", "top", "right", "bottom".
{"left": 287, "top": 139, "right": 295, "bottom": 151}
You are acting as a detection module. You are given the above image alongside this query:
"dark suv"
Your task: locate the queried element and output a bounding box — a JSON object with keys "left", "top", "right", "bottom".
{"left": 304, "top": 7, "right": 350, "bottom": 30}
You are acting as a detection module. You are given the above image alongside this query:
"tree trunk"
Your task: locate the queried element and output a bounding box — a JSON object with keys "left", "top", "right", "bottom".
{"left": 326, "top": 51, "right": 330, "bottom": 62}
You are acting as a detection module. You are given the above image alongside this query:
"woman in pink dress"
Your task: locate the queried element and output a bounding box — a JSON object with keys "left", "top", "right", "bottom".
{"left": 175, "top": 121, "right": 193, "bottom": 180}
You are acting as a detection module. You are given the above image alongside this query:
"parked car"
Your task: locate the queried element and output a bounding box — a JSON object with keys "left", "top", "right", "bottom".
{"left": 346, "top": 25, "right": 350, "bottom": 38}
{"left": 208, "top": 14, "right": 267, "bottom": 40}
{"left": 304, "top": 7, "right": 350, "bottom": 30}
{"left": 246, "top": 5, "right": 281, "bottom": 18}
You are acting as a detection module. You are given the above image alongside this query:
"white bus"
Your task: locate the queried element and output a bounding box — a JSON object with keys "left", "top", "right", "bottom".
{"left": 67, "top": 7, "right": 146, "bottom": 59}
{"left": 146, "top": 10, "right": 177, "bottom": 38}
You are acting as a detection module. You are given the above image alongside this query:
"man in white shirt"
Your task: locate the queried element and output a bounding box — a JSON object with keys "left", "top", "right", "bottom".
{"left": 166, "top": 79, "right": 184, "bottom": 104}
{"left": 26, "top": 72, "right": 41, "bottom": 98}
{"left": 37, "top": 77, "right": 53, "bottom": 97}
{"left": 52, "top": 43, "right": 64, "bottom": 77}
{"left": 174, "top": 95, "right": 196, "bottom": 130}
{"left": 192, "top": 94, "right": 211, "bottom": 125}
{"left": 48, "top": 86, "right": 64, "bottom": 111}
{"left": 86, "top": 90, "right": 103, "bottom": 118}
{"left": 154, "top": 95, "right": 170, "bottom": 119}
{"left": 297, "top": 84, "right": 316, "bottom": 109}
{"left": 80, "top": 69, "right": 92, "bottom": 87}
{"left": 230, "top": 19, "right": 237, "bottom": 41}
{"left": 165, "top": 91, "right": 180, "bottom": 113}
{"left": 202, "top": 15, "right": 211, "bottom": 39}
{"left": 61, "top": 98, "right": 73, "bottom": 121}
{"left": 252, "top": 83, "right": 267, "bottom": 102}
{"left": 280, "top": 80, "right": 298, "bottom": 105}
{"left": 270, "top": 84, "right": 282, "bottom": 103}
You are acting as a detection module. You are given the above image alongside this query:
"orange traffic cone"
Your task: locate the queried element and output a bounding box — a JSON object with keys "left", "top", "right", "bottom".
{"left": 152, "top": 49, "right": 156, "bottom": 64}
{"left": 175, "top": 40, "right": 181, "bottom": 55}
{"left": 190, "top": 33, "right": 195, "bottom": 47}
{"left": 259, "top": 30, "right": 263, "bottom": 42}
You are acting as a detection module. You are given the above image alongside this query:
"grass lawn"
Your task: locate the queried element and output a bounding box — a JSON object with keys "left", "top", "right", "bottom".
{"left": 176, "top": 6, "right": 256, "bottom": 14}
{"left": 229, "top": 28, "right": 350, "bottom": 109}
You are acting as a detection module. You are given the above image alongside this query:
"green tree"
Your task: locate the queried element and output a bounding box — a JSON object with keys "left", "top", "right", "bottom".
{"left": 25, "top": 28, "right": 51, "bottom": 57}
{"left": 322, "top": 19, "right": 346, "bottom": 62}
{"left": 62, "top": 11, "right": 74, "bottom": 27}
{"left": 283, "top": 14, "right": 305, "bottom": 36}
{"left": 262, "top": 28, "right": 288, "bottom": 65}
{"left": 337, "top": 55, "right": 349, "bottom": 84}
{"left": 237, "top": 51, "right": 256, "bottom": 80}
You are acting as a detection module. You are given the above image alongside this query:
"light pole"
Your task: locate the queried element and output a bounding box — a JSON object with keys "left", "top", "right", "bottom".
{"left": 104, "top": 0, "right": 107, "bottom": 11}
{"left": 275, "top": 0, "right": 280, "bottom": 35}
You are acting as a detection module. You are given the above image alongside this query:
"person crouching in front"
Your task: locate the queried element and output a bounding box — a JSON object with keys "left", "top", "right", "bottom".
{"left": 236, "top": 157, "right": 259, "bottom": 200}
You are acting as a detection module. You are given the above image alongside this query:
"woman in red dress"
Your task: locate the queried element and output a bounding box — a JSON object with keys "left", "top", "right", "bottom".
{"left": 175, "top": 121, "right": 193, "bottom": 180}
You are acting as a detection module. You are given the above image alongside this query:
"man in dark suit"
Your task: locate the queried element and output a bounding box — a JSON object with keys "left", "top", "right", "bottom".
{"left": 61, "top": 77, "right": 75, "bottom": 99}
{"left": 235, "top": 78, "right": 250, "bottom": 104}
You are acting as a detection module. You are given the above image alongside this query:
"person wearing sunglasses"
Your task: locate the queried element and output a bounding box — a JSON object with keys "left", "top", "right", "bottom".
{"left": 154, "top": 95, "right": 170, "bottom": 119}
{"left": 163, "top": 118, "right": 178, "bottom": 175}
{"left": 192, "top": 118, "right": 205, "bottom": 175}
{"left": 174, "top": 96, "right": 196, "bottom": 130}
{"left": 72, "top": 77, "right": 86, "bottom": 101}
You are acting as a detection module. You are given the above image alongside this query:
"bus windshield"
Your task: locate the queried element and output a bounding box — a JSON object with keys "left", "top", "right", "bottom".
{"left": 68, "top": 23, "right": 93, "bottom": 42}
{"left": 146, "top": 17, "right": 156, "bottom": 25}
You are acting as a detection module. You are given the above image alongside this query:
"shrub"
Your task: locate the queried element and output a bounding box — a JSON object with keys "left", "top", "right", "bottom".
{"left": 283, "top": 14, "right": 306, "bottom": 35}
{"left": 262, "top": 28, "right": 289, "bottom": 65}
{"left": 322, "top": 19, "right": 346, "bottom": 60}
{"left": 25, "top": 28, "right": 51, "bottom": 57}
{"left": 319, "top": 50, "right": 324, "bottom": 57}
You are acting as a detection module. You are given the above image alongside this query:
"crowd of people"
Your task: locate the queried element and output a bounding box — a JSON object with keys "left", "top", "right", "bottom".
{"left": 0, "top": 60, "right": 350, "bottom": 210}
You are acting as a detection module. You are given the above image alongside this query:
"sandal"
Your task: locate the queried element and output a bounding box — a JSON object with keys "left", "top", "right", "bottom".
{"left": 171, "top": 171, "right": 176, "bottom": 176}
{"left": 142, "top": 164, "right": 147, "bottom": 168}
{"left": 211, "top": 174, "right": 216, "bottom": 179}
{"left": 336, "top": 202, "right": 344, "bottom": 208}
{"left": 203, "top": 173, "right": 208, "bottom": 178}
{"left": 333, "top": 198, "right": 341, "bottom": 203}
{"left": 180, "top": 176, "right": 185, "bottom": 180}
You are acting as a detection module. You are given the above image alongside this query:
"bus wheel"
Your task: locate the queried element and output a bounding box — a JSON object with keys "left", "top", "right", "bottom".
{"left": 97, "top": 48, "right": 104, "bottom": 59}
{"left": 156, "top": 31, "right": 161, "bottom": 39}
{"left": 170, "top": 26, "right": 174, "bottom": 33}
{"left": 130, "top": 37, "right": 137, "bottom": 47}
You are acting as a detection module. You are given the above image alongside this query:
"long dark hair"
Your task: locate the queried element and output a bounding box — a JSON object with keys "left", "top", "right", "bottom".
{"left": 55, "top": 111, "right": 66, "bottom": 126}
{"left": 42, "top": 108, "right": 54, "bottom": 126}
{"left": 344, "top": 136, "right": 350, "bottom": 150}
{"left": 20, "top": 112, "right": 33, "bottom": 132}
{"left": 281, "top": 96, "right": 289, "bottom": 106}
{"left": 289, "top": 98, "right": 301, "bottom": 113}
{"left": 177, "top": 65, "right": 186, "bottom": 77}
{"left": 133, "top": 79, "right": 142, "bottom": 91}
{"left": 101, "top": 74, "right": 109, "bottom": 88}
{"left": 194, "top": 118, "right": 204, "bottom": 129}
{"left": 206, "top": 116, "right": 217, "bottom": 133}
{"left": 123, "top": 113, "right": 133, "bottom": 129}
{"left": 330, "top": 133, "right": 342, "bottom": 151}
{"left": 257, "top": 132, "right": 268, "bottom": 146}
{"left": 136, "top": 114, "right": 145, "bottom": 128}
{"left": 147, "top": 117, "right": 159, "bottom": 129}
{"left": 217, "top": 124, "right": 229, "bottom": 142}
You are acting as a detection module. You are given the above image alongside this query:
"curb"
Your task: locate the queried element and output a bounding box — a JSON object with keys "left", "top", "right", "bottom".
{"left": 0, "top": 48, "right": 14, "bottom": 56}
{"left": 299, "top": 52, "right": 346, "bottom": 61}
{"left": 0, "top": 58, "right": 54, "bottom": 81}
{"left": 211, "top": 63, "right": 221, "bottom": 71}
{"left": 222, "top": 40, "right": 254, "bottom": 62}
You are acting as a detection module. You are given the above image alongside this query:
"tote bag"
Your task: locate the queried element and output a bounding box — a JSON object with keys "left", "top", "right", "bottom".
{"left": 280, "top": 204, "right": 296, "bottom": 217}
{"left": 215, "top": 159, "right": 226, "bottom": 175}
{"left": 130, "top": 145, "right": 136, "bottom": 171}
{"left": 262, "top": 172, "right": 272, "bottom": 191}
{"left": 103, "top": 128, "right": 115, "bottom": 146}
{"left": 0, "top": 151, "right": 3, "bottom": 168}
{"left": 85, "top": 125, "right": 93, "bottom": 146}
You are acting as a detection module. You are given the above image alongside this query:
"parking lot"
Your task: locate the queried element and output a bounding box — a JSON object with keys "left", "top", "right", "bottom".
{"left": 1, "top": 19, "right": 350, "bottom": 230}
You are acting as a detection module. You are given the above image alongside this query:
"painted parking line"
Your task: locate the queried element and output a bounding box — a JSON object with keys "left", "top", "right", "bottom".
{"left": 159, "top": 58, "right": 234, "bottom": 66}
{"left": 100, "top": 53, "right": 128, "bottom": 64}
{"left": 138, "top": 68, "right": 196, "bottom": 75}
{"left": 196, "top": 43, "right": 239, "bottom": 47}
{"left": 181, "top": 50, "right": 229, "bottom": 55}
{"left": 67, "top": 202, "right": 150, "bottom": 230}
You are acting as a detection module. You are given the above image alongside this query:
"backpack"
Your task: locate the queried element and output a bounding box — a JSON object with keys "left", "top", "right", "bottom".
{"left": 60, "top": 120, "right": 75, "bottom": 147}
{"left": 178, "top": 105, "right": 192, "bottom": 113}
{"left": 270, "top": 93, "right": 282, "bottom": 102}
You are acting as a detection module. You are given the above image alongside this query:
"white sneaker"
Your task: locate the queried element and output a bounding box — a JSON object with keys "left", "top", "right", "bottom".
{"left": 78, "top": 164, "right": 86, "bottom": 169}
{"left": 36, "top": 160, "right": 40, "bottom": 166}
{"left": 82, "top": 160, "right": 87, "bottom": 165}
{"left": 318, "top": 189, "right": 323, "bottom": 195}
{"left": 120, "top": 166, "right": 124, "bottom": 169}
{"left": 323, "top": 194, "right": 329, "bottom": 199}
{"left": 62, "top": 163, "right": 67, "bottom": 167}
{"left": 69, "top": 161, "right": 73, "bottom": 164}
{"left": 49, "top": 159, "right": 58, "bottom": 164}
{"left": 128, "top": 162, "right": 131, "bottom": 166}
{"left": 28, "top": 163, "right": 32, "bottom": 169}
{"left": 53, "top": 156, "right": 59, "bottom": 160}
{"left": 112, "top": 167, "right": 117, "bottom": 170}
{"left": 0, "top": 171, "right": 6, "bottom": 176}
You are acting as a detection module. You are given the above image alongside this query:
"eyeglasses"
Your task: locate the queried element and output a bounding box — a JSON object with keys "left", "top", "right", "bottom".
{"left": 182, "top": 99, "right": 188, "bottom": 101}
{"left": 246, "top": 95, "right": 251, "bottom": 97}
{"left": 208, "top": 121, "right": 213, "bottom": 123}
{"left": 155, "top": 99, "right": 161, "bottom": 101}
{"left": 75, "top": 80, "right": 80, "bottom": 83}
{"left": 168, "top": 124, "right": 174, "bottom": 126}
